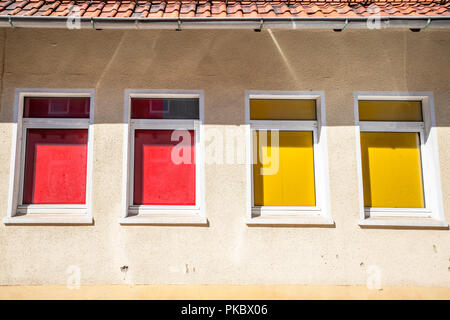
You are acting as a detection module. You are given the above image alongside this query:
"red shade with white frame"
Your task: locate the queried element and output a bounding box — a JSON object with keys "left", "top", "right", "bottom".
{"left": 23, "top": 129, "right": 88, "bottom": 204}
{"left": 133, "top": 129, "right": 196, "bottom": 205}
{"left": 24, "top": 97, "right": 90, "bottom": 118}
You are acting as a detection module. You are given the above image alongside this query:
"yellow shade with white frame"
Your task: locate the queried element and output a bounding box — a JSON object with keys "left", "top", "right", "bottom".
{"left": 359, "top": 100, "right": 422, "bottom": 121}
{"left": 360, "top": 132, "right": 425, "bottom": 208}
{"left": 250, "top": 99, "right": 316, "bottom": 120}
{"left": 253, "top": 130, "right": 316, "bottom": 206}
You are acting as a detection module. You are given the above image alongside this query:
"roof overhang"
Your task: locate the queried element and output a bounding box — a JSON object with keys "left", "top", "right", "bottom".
{"left": 1, "top": 16, "right": 449, "bottom": 31}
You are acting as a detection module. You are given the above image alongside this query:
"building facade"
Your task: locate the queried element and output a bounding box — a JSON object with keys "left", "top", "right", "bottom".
{"left": 0, "top": 0, "right": 449, "bottom": 299}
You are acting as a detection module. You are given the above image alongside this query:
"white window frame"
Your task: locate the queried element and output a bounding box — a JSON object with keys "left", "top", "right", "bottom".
{"left": 4, "top": 89, "right": 95, "bottom": 225}
{"left": 245, "top": 91, "right": 333, "bottom": 226}
{"left": 120, "top": 90, "right": 206, "bottom": 225}
{"left": 355, "top": 92, "right": 448, "bottom": 228}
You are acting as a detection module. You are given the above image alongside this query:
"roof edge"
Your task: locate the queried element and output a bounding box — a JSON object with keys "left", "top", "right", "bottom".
{"left": 0, "top": 16, "right": 449, "bottom": 30}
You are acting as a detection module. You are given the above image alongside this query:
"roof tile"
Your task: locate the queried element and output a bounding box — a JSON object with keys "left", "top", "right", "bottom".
{"left": 241, "top": 2, "right": 258, "bottom": 17}
{"left": 132, "top": 1, "right": 150, "bottom": 17}
{"left": 14, "top": 0, "right": 44, "bottom": 16}
{"left": 227, "top": 2, "right": 243, "bottom": 17}
{"left": 164, "top": 1, "right": 180, "bottom": 18}
{"left": 83, "top": 2, "right": 105, "bottom": 17}
{"left": 256, "top": 2, "right": 276, "bottom": 17}
{"left": 116, "top": 1, "right": 135, "bottom": 17}
{"left": 180, "top": 2, "right": 196, "bottom": 17}
{"left": 0, "top": 1, "right": 13, "bottom": 10}
{"left": 272, "top": 2, "right": 292, "bottom": 17}
{"left": 211, "top": 1, "right": 226, "bottom": 17}
{"left": 196, "top": 1, "right": 210, "bottom": 17}
{"left": 35, "top": 1, "right": 61, "bottom": 16}
{"left": 148, "top": 1, "right": 166, "bottom": 17}
{"left": 0, "top": 0, "right": 447, "bottom": 19}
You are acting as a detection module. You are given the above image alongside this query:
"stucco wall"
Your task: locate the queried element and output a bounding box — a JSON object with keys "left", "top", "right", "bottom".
{"left": 0, "top": 28, "right": 449, "bottom": 287}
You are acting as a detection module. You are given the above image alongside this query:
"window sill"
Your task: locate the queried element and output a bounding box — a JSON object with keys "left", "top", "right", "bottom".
{"left": 359, "top": 216, "right": 448, "bottom": 229}
{"left": 119, "top": 213, "right": 208, "bottom": 225}
{"left": 16, "top": 205, "right": 87, "bottom": 215}
{"left": 246, "top": 214, "right": 335, "bottom": 227}
{"left": 3, "top": 214, "right": 93, "bottom": 225}
{"left": 364, "top": 207, "right": 432, "bottom": 218}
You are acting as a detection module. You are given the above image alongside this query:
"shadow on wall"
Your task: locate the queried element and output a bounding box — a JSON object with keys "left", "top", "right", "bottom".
{"left": 0, "top": 29, "right": 448, "bottom": 127}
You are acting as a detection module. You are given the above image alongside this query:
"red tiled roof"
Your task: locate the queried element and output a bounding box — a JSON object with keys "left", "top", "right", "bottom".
{"left": 0, "top": 1, "right": 448, "bottom": 18}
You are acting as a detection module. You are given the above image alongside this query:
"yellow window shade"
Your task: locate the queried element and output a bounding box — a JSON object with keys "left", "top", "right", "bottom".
{"left": 250, "top": 99, "right": 316, "bottom": 120}
{"left": 359, "top": 100, "right": 422, "bottom": 121}
{"left": 360, "top": 132, "right": 424, "bottom": 208}
{"left": 253, "top": 131, "right": 316, "bottom": 206}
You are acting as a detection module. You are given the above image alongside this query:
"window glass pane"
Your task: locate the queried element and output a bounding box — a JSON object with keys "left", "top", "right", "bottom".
{"left": 131, "top": 98, "right": 199, "bottom": 119}
{"left": 253, "top": 130, "right": 315, "bottom": 206}
{"left": 24, "top": 97, "right": 90, "bottom": 118}
{"left": 133, "top": 130, "right": 196, "bottom": 205}
{"left": 359, "top": 101, "right": 422, "bottom": 121}
{"left": 360, "top": 132, "right": 424, "bottom": 208}
{"left": 23, "top": 129, "right": 88, "bottom": 204}
{"left": 250, "top": 99, "right": 316, "bottom": 120}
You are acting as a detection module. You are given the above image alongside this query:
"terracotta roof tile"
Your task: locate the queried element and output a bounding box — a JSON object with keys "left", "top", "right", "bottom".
{"left": 227, "top": 2, "right": 243, "bottom": 17}
{"left": 256, "top": 2, "right": 276, "bottom": 17}
{"left": 34, "top": 1, "right": 60, "bottom": 16}
{"left": 14, "top": 0, "right": 44, "bottom": 16}
{"left": 116, "top": 1, "right": 135, "bottom": 17}
{"left": 303, "top": 3, "right": 325, "bottom": 16}
{"left": 241, "top": 2, "right": 258, "bottom": 17}
{"left": 180, "top": 1, "right": 196, "bottom": 17}
{"left": 0, "top": 0, "right": 13, "bottom": 10}
{"left": 334, "top": 4, "right": 359, "bottom": 16}
{"left": 75, "top": 2, "right": 89, "bottom": 15}
{"left": 99, "top": 2, "right": 120, "bottom": 17}
{"left": 288, "top": 3, "right": 307, "bottom": 17}
{"left": 211, "top": 1, "right": 226, "bottom": 17}
{"left": 196, "top": 1, "right": 210, "bottom": 17}
{"left": 131, "top": 1, "right": 150, "bottom": 17}
{"left": 320, "top": 3, "right": 338, "bottom": 15}
{"left": 83, "top": 1, "right": 105, "bottom": 17}
{"left": 350, "top": 3, "right": 367, "bottom": 15}
{"left": 0, "top": 0, "right": 25, "bottom": 15}
{"left": 50, "top": 1, "right": 72, "bottom": 16}
{"left": 0, "top": 0, "right": 447, "bottom": 18}
{"left": 164, "top": 1, "right": 180, "bottom": 17}
{"left": 148, "top": 1, "right": 165, "bottom": 17}
{"left": 272, "top": 2, "right": 291, "bottom": 17}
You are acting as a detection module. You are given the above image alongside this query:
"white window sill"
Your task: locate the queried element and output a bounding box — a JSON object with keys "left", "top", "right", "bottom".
{"left": 359, "top": 216, "right": 448, "bottom": 229}
{"left": 252, "top": 206, "right": 321, "bottom": 216}
{"left": 3, "top": 214, "right": 93, "bottom": 225}
{"left": 248, "top": 206, "right": 334, "bottom": 226}
{"left": 246, "top": 214, "right": 335, "bottom": 227}
{"left": 120, "top": 213, "right": 208, "bottom": 225}
{"left": 364, "top": 207, "right": 432, "bottom": 218}
{"left": 16, "top": 205, "right": 87, "bottom": 215}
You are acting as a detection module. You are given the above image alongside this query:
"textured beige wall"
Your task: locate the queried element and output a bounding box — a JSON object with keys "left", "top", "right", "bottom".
{"left": 0, "top": 28, "right": 449, "bottom": 287}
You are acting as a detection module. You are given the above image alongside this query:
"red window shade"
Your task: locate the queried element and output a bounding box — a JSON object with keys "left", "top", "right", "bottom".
{"left": 131, "top": 98, "right": 199, "bottom": 119}
{"left": 132, "top": 99, "right": 165, "bottom": 119}
{"left": 24, "top": 97, "right": 90, "bottom": 118}
{"left": 23, "top": 129, "right": 88, "bottom": 204}
{"left": 133, "top": 130, "right": 195, "bottom": 205}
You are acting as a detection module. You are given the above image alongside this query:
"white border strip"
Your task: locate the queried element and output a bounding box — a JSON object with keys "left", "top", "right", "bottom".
{"left": 121, "top": 89, "right": 206, "bottom": 225}
{"left": 4, "top": 88, "right": 95, "bottom": 225}
{"left": 354, "top": 91, "right": 447, "bottom": 228}
{"left": 245, "top": 91, "right": 333, "bottom": 226}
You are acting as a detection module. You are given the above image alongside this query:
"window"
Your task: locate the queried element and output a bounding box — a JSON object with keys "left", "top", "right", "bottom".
{"left": 355, "top": 93, "right": 447, "bottom": 228}
{"left": 246, "top": 92, "right": 332, "bottom": 226}
{"left": 121, "top": 91, "right": 205, "bottom": 225}
{"left": 5, "top": 90, "right": 94, "bottom": 225}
